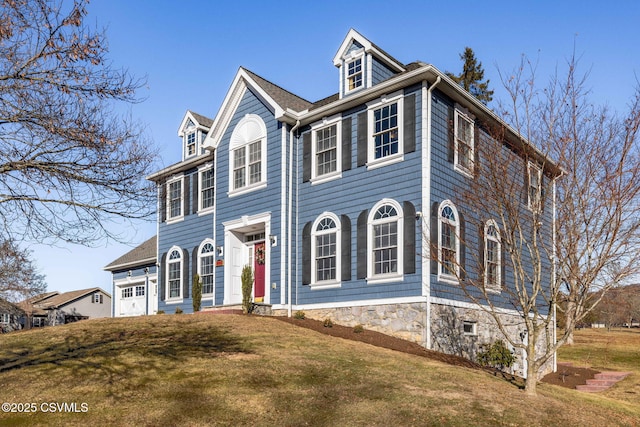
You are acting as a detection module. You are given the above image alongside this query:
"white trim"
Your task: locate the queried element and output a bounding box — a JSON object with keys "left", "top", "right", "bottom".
{"left": 366, "top": 92, "right": 404, "bottom": 169}
{"left": 344, "top": 51, "right": 365, "bottom": 95}
{"left": 437, "top": 200, "right": 460, "bottom": 283}
{"left": 197, "top": 162, "right": 215, "bottom": 214}
{"left": 228, "top": 114, "right": 267, "bottom": 196}
{"left": 197, "top": 238, "right": 216, "bottom": 297}
{"left": 430, "top": 296, "right": 524, "bottom": 317}
{"left": 332, "top": 29, "right": 405, "bottom": 73}
{"left": 484, "top": 219, "right": 502, "bottom": 292}
{"left": 280, "top": 125, "right": 287, "bottom": 306}
{"left": 165, "top": 175, "right": 184, "bottom": 224}
{"left": 310, "top": 212, "right": 342, "bottom": 288}
{"left": 165, "top": 246, "right": 183, "bottom": 303}
{"left": 178, "top": 111, "right": 212, "bottom": 161}
{"left": 291, "top": 295, "right": 428, "bottom": 311}
{"left": 310, "top": 115, "right": 342, "bottom": 183}
{"left": 453, "top": 109, "right": 475, "bottom": 177}
{"left": 367, "top": 198, "right": 404, "bottom": 282}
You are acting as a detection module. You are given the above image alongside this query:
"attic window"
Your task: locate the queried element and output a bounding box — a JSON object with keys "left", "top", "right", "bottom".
{"left": 186, "top": 132, "right": 196, "bottom": 156}
{"left": 347, "top": 57, "right": 363, "bottom": 91}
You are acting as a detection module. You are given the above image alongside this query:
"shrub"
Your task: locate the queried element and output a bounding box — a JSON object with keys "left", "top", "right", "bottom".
{"left": 323, "top": 318, "right": 333, "bottom": 328}
{"left": 241, "top": 265, "right": 254, "bottom": 314}
{"left": 175, "top": 307, "right": 183, "bottom": 315}
{"left": 156, "top": 310, "right": 165, "bottom": 315}
{"left": 353, "top": 324, "right": 364, "bottom": 333}
{"left": 192, "top": 274, "right": 202, "bottom": 313}
{"left": 293, "top": 310, "right": 306, "bottom": 320}
{"left": 477, "top": 340, "right": 515, "bottom": 370}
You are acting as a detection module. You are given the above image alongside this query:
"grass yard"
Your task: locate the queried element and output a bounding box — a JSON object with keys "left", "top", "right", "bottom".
{"left": 0, "top": 315, "right": 639, "bottom": 426}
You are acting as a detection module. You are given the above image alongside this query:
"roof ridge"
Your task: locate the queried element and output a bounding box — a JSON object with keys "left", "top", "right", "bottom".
{"left": 241, "top": 67, "right": 313, "bottom": 112}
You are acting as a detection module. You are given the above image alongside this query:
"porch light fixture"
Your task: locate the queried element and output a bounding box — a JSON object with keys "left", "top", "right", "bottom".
{"left": 216, "top": 245, "right": 224, "bottom": 257}
{"left": 269, "top": 234, "right": 277, "bottom": 247}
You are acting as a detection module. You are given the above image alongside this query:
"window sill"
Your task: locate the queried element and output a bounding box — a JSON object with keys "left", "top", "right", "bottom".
{"left": 309, "top": 281, "right": 342, "bottom": 290}
{"left": 366, "top": 154, "right": 404, "bottom": 170}
{"left": 165, "top": 216, "right": 184, "bottom": 225}
{"left": 454, "top": 164, "right": 474, "bottom": 178}
{"left": 437, "top": 274, "right": 459, "bottom": 285}
{"left": 197, "top": 207, "right": 215, "bottom": 217}
{"left": 310, "top": 172, "right": 342, "bottom": 185}
{"left": 228, "top": 181, "right": 267, "bottom": 197}
{"left": 164, "top": 298, "right": 183, "bottom": 304}
{"left": 367, "top": 274, "right": 403, "bottom": 285}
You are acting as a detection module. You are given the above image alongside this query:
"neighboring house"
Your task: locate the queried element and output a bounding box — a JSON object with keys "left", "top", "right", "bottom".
{"left": 20, "top": 288, "right": 111, "bottom": 326}
{"left": 104, "top": 236, "right": 159, "bottom": 317}
{"left": 0, "top": 298, "right": 24, "bottom": 333}
{"left": 144, "top": 29, "right": 558, "bottom": 378}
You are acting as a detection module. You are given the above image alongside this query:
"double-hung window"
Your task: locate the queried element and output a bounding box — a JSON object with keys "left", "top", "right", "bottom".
{"left": 484, "top": 220, "right": 501, "bottom": 291}
{"left": 368, "top": 199, "right": 404, "bottom": 282}
{"left": 311, "top": 117, "right": 342, "bottom": 182}
{"left": 199, "top": 241, "right": 215, "bottom": 295}
{"left": 314, "top": 217, "right": 338, "bottom": 283}
{"left": 346, "top": 57, "right": 363, "bottom": 92}
{"left": 438, "top": 201, "right": 460, "bottom": 281}
{"left": 528, "top": 162, "right": 542, "bottom": 211}
{"left": 229, "top": 114, "right": 267, "bottom": 195}
{"left": 166, "top": 177, "right": 183, "bottom": 222}
{"left": 367, "top": 93, "right": 404, "bottom": 168}
{"left": 199, "top": 166, "right": 214, "bottom": 211}
{"left": 167, "top": 248, "right": 182, "bottom": 300}
{"left": 186, "top": 132, "right": 196, "bottom": 157}
{"left": 454, "top": 109, "right": 474, "bottom": 175}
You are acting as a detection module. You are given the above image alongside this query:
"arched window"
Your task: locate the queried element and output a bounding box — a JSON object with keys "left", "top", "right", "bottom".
{"left": 368, "top": 199, "right": 403, "bottom": 281}
{"left": 311, "top": 213, "right": 341, "bottom": 286}
{"left": 198, "top": 240, "right": 215, "bottom": 295}
{"left": 484, "top": 220, "right": 501, "bottom": 291}
{"left": 229, "top": 114, "right": 267, "bottom": 194}
{"left": 167, "top": 247, "right": 183, "bottom": 300}
{"left": 438, "top": 201, "right": 459, "bottom": 280}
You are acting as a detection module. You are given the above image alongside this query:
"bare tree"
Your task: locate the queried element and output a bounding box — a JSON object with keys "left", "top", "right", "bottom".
{"left": 434, "top": 54, "right": 640, "bottom": 395}
{"left": 0, "top": 0, "right": 158, "bottom": 245}
{"left": 0, "top": 238, "right": 46, "bottom": 302}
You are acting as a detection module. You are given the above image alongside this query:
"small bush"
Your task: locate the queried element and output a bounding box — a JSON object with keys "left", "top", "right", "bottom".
{"left": 477, "top": 340, "right": 515, "bottom": 370}
{"left": 323, "top": 318, "right": 333, "bottom": 328}
{"left": 293, "top": 310, "right": 306, "bottom": 320}
{"left": 353, "top": 324, "right": 364, "bottom": 333}
{"left": 241, "top": 265, "right": 254, "bottom": 314}
{"left": 156, "top": 310, "right": 165, "bottom": 315}
{"left": 175, "top": 307, "right": 183, "bottom": 315}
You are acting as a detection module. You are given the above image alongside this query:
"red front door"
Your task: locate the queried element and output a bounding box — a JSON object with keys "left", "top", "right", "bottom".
{"left": 253, "top": 242, "right": 265, "bottom": 302}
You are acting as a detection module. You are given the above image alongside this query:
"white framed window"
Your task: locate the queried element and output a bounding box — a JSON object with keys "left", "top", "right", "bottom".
{"left": 368, "top": 199, "right": 404, "bottom": 283}
{"left": 367, "top": 93, "right": 404, "bottom": 168}
{"left": 166, "top": 176, "right": 184, "bottom": 223}
{"left": 528, "top": 161, "right": 542, "bottom": 211}
{"left": 1, "top": 313, "right": 10, "bottom": 324}
{"left": 122, "top": 287, "right": 133, "bottom": 299}
{"left": 92, "top": 293, "right": 103, "bottom": 304}
{"left": 346, "top": 56, "right": 363, "bottom": 92}
{"left": 311, "top": 213, "right": 341, "bottom": 288}
{"left": 229, "top": 114, "right": 267, "bottom": 196}
{"left": 198, "top": 240, "right": 215, "bottom": 295}
{"left": 438, "top": 200, "right": 460, "bottom": 283}
{"left": 136, "top": 285, "right": 145, "bottom": 297}
{"left": 186, "top": 132, "right": 196, "bottom": 157}
{"left": 454, "top": 109, "right": 474, "bottom": 176}
{"left": 311, "top": 117, "right": 342, "bottom": 183}
{"left": 463, "top": 321, "right": 477, "bottom": 336}
{"left": 166, "top": 247, "right": 183, "bottom": 301}
{"left": 484, "top": 220, "right": 501, "bottom": 292}
{"left": 199, "top": 164, "right": 215, "bottom": 212}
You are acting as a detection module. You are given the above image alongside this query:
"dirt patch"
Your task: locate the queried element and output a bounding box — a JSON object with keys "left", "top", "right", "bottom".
{"left": 275, "top": 316, "right": 597, "bottom": 389}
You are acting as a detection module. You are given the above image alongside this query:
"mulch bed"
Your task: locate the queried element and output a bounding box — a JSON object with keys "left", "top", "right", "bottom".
{"left": 275, "top": 316, "right": 596, "bottom": 389}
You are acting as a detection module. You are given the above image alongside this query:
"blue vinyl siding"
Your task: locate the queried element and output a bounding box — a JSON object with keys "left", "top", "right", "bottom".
{"left": 296, "top": 88, "right": 423, "bottom": 305}
{"left": 371, "top": 57, "right": 397, "bottom": 86}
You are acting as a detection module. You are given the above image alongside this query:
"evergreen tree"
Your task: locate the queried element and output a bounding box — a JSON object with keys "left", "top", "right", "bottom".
{"left": 446, "top": 47, "right": 494, "bottom": 105}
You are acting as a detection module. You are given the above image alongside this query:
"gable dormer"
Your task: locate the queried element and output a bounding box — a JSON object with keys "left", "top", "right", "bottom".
{"left": 333, "top": 29, "right": 406, "bottom": 99}
{"left": 178, "top": 110, "right": 213, "bottom": 161}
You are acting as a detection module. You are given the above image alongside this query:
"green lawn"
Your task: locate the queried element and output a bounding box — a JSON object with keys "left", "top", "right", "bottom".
{"left": 0, "top": 315, "right": 638, "bottom": 426}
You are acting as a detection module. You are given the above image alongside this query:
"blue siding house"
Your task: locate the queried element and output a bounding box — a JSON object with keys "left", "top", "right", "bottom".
{"left": 144, "top": 29, "right": 558, "bottom": 378}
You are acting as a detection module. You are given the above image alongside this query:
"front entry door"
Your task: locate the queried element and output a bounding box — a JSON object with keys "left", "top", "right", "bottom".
{"left": 253, "top": 242, "right": 266, "bottom": 303}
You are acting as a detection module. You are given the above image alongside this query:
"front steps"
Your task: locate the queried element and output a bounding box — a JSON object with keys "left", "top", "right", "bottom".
{"left": 575, "top": 371, "right": 632, "bottom": 393}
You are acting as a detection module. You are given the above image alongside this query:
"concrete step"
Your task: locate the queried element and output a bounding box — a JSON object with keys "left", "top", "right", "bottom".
{"left": 576, "top": 384, "right": 610, "bottom": 392}
{"left": 595, "top": 372, "right": 631, "bottom": 381}
{"left": 586, "top": 379, "right": 617, "bottom": 387}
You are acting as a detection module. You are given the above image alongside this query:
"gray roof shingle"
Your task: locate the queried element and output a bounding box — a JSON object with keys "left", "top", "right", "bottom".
{"left": 104, "top": 236, "right": 157, "bottom": 271}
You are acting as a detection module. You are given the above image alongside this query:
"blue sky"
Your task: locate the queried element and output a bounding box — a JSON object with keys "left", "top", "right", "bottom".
{"left": 32, "top": 0, "right": 640, "bottom": 295}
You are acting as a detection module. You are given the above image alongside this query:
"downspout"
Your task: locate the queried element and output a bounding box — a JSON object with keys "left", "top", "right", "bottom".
{"left": 207, "top": 145, "right": 217, "bottom": 308}
{"left": 424, "top": 76, "right": 441, "bottom": 349}
{"left": 288, "top": 120, "right": 301, "bottom": 317}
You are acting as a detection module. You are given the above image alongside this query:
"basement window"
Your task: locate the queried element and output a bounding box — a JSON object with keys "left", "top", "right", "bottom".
{"left": 463, "top": 321, "right": 477, "bottom": 336}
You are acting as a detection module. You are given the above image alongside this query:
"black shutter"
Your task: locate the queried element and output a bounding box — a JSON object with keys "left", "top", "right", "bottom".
{"left": 357, "top": 112, "right": 368, "bottom": 167}
{"left": 342, "top": 117, "right": 352, "bottom": 172}
{"left": 356, "top": 210, "right": 368, "bottom": 279}
{"left": 183, "top": 174, "right": 190, "bottom": 217}
{"left": 302, "top": 132, "right": 312, "bottom": 182}
{"left": 159, "top": 183, "right": 167, "bottom": 223}
{"left": 403, "top": 201, "right": 416, "bottom": 274}
{"left": 192, "top": 172, "right": 199, "bottom": 214}
{"left": 430, "top": 202, "right": 439, "bottom": 275}
{"left": 183, "top": 249, "right": 190, "bottom": 299}
{"left": 341, "top": 214, "right": 351, "bottom": 281}
{"left": 302, "top": 222, "right": 312, "bottom": 285}
{"left": 448, "top": 109, "right": 455, "bottom": 164}
{"left": 459, "top": 212, "right": 466, "bottom": 281}
{"left": 404, "top": 94, "right": 416, "bottom": 154}
{"left": 193, "top": 246, "right": 199, "bottom": 278}
{"left": 160, "top": 252, "right": 167, "bottom": 301}
{"left": 479, "top": 223, "right": 485, "bottom": 286}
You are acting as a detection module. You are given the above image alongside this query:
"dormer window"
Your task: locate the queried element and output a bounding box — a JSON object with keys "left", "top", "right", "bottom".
{"left": 186, "top": 132, "right": 196, "bottom": 156}
{"left": 346, "top": 57, "right": 363, "bottom": 92}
